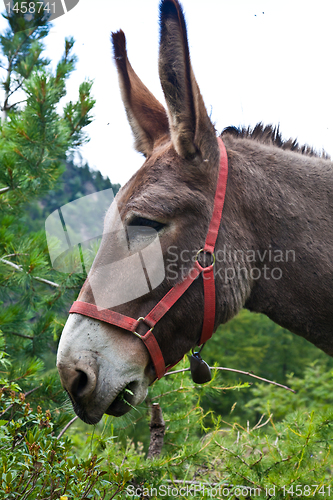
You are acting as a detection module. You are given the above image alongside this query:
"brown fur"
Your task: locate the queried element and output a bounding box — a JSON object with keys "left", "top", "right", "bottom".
{"left": 81, "top": 0, "right": 333, "bottom": 373}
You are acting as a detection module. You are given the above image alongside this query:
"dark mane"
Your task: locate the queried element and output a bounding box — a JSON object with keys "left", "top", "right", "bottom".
{"left": 222, "top": 123, "right": 331, "bottom": 160}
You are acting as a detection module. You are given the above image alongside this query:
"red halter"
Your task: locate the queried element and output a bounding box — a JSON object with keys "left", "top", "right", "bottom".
{"left": 69, "top": 137, "right": 228, "bottom": 380}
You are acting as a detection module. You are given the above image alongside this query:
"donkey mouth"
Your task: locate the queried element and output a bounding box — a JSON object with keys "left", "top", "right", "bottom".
{"left": 69, "top": 381, "right": 140, "bottom": 423}
{"left": 105, "top": 381, "right": 139, "bottom": 417}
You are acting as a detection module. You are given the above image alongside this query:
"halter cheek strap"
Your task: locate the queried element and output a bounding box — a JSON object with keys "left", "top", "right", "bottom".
{"left": 69, "top": 136, "right": 228, "bottom": 380}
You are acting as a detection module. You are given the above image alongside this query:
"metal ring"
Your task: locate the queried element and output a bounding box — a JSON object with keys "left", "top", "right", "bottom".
{"left": 195, "top": 248, "right": 216, "bottom": 268}
{"left": 133, "top": 331, "right": 143, "bottom": 339}
{"left": 134, "top": 317, "right": 154, "bottom": 338}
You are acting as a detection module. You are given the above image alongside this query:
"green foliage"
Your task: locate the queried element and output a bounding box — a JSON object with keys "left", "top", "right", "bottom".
{"left": 247, "top": 362, "right": 333, "bottom": 421}
{"left": 0, "top": 347, "right": 116, "bottom": 499}
{"left": 0, "top": 40, "right": 93, "bottom": 207}
{"left": 206, "top": 309, "right": 333, "bottom": 380}
{"left": 202, "top": 310, "right": 333, "bottom": 424}
{"left": 56, "top": 360, "right": 333, "bottom": 500}
{"left": 210, "top": 410, "right": 333, "bottom": 500}
{"left": 2, "top": 353, "right": 333, "bottom": 499}
{"left": 1, "top": 5, "right": 333, "bottom": 499}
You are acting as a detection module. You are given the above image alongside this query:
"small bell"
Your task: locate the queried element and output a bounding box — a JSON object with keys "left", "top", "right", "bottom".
{"left": 189, "top": 351, "right": 212, "bottom": 384}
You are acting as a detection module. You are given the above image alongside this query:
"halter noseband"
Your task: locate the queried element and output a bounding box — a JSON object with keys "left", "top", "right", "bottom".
{"left": 69, "top": 137, "right": 228, "bottom": 380}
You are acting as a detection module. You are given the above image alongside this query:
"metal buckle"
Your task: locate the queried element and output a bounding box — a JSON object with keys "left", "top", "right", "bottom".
{"left": 133, "top": 316, "right": 154, "bottom": 339}
{"left": 195, "top": 248, "right": 216, "bottom": 268}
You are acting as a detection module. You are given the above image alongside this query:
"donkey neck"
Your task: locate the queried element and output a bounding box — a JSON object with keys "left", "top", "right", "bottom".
{"left": 218, "top": 133, "right": 333, "bottom": 353}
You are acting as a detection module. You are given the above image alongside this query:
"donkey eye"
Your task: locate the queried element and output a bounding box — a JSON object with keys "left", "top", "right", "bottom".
{"left": 126, "top": 217, "right": 165, "bottom": 248}
{"left": 128, "top": 217, "right": 165, "bottom": 232}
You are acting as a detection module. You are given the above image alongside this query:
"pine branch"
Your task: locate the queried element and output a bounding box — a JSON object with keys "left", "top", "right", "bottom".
{"left": 6, "top": 98, "right": 28, "bottom": 110}
{"left": 10, "top": 332, "right": 34, "bottom": 340}
{"left": 6, "top": 77, "right": 25, "bottom": 100}
{"left": 165, "top": 366, "right": 296, "bottom": 393}
{"left": 0, "top": 258, "right": 22, "bottom": 271}
{"left": 2, "top": 25, "right": 41, "bottom": 122}
{"left": 214, "top": 440, "right": 250, "bottom": 467}
{"left": 0, "top": 257, "right": 60, "bottom": 288}
{"left": 252, "top": 413, "right": 274, "bottom": 431}
{"left": 3, "top": 253, "right": 28, "bottom": 258}
{"left": 33, "top": 276, "right": 60, "bottom": 288}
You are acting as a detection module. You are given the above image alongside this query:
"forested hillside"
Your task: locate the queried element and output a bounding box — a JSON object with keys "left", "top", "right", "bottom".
{"left": 27, "top": 159, "right": 120, "bottom": 232}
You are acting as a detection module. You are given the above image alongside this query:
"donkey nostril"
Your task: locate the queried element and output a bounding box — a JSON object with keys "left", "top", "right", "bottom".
{"left": 71, "top": 369, "right": 93, "bottom": 399}
{"left": 76, "top": 370, "right": 88, "bottom": 396}
{"left": 57, "top": 362, "right": 97, "bottom": 402}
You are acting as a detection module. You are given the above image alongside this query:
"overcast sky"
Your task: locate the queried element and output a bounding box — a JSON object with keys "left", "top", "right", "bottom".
{"left": 2, "top": 0, "right": 333, "bottom": 185}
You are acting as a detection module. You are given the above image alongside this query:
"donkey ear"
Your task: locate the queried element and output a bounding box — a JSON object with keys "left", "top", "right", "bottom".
{"left": 159, "top": 0, "right": 217, "bottom": 163}
{"left": 112, "top": 30, "right": 169, "bottom": 157}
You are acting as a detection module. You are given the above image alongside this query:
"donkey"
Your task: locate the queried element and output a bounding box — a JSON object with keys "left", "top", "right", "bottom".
{"left": 57, "top": 0, "right": 333, "bottom": 424}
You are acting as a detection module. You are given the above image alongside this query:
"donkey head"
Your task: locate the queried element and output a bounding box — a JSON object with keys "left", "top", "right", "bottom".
{"left": 57, "top": 0, "right": 224, "bottom": 424}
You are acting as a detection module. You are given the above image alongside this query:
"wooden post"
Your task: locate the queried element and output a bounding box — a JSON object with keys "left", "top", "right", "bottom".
{"left": 147, "top": 403, "right": 165, "bottom": 459}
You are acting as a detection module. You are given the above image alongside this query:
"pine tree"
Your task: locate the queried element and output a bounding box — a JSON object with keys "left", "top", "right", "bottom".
{"left": 0, "top": 0, "right": 51, "bottom": 122}
{"left": 0, "top": 4, "right": 95, "bottom": 419}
